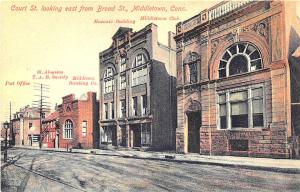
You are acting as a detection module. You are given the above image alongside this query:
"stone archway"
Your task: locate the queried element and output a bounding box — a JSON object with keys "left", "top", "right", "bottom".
{"left": 185, "top": 99, "right": 202, "bottom": 153}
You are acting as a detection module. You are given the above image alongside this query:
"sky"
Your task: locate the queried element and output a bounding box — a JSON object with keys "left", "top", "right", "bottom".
{"left": 0, "top": 0, "right": 300, "bottom": 123}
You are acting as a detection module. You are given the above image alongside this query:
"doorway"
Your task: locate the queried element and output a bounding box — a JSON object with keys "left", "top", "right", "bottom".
{"left": 187, "top": 112, "right": 201, "bottom": 153}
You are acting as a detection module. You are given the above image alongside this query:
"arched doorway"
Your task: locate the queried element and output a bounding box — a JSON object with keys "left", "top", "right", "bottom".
{"left": 185, "top": 99, "right": 201, "bottom": 153}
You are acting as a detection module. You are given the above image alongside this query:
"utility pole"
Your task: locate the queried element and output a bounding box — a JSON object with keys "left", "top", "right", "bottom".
{"left": 33, "top": 83, "right": 50, "bottom": 148}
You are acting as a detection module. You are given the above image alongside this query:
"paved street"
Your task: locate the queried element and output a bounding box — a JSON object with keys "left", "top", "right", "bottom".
{"left": 1, "top": 148, "right": 300, "bottom": 192}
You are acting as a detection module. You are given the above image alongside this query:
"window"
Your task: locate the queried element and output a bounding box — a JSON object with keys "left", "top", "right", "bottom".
{"left": 120, "top": 58, "right": 126, "bottom": 72}
{"left": 184, "top": 52, "right": 199, "bottom": 84}
{"left": 120, "top": 100, "right": 126, "bottom": 118}
{"left": 132, "top": 97, "right": 138, "bottom": 116}
{"left": 120, "top": 75, "right": 126, "bottom": 90}
{"left": 111, "top": 102, "right": 114, "bottom": 119}
{"left": 29, "top": 122, "right": 33, "bottom": 129}
{"left": 132, "top": 67, "right": 147, "bottom": 86}
{"left": 230, "top": 90, "right": 248, "bottom": 128}
{"left": 141, "top": 124, "right": 151, "bottom": 146}
{"left": 103, "top": 67, "right": 115, "bottom": 94}
{"left": 133, "top": 53, "right": 146, "bottom": 67}
{"left": 63, "top": 120, "right": 73, "bottom": 139}
{"left": 218, "top": 86, "right": 264, "bottom": 129}
{"left": 102, "top": 127, "right": 112, "bottom": 144}
{"left": 219, "top": 42, "right": 262, "bottom": 78}
{"left": 252, "top": 88, "right": 264, "bottom": 127}
{"left": 82, "top": 121, "right": 87, "bottom": 137}
{"left": 142, "top": 95, "right": 147, "bottom": 115}
{"left": 104, "top": 103, "right": 108, "bottom": 119}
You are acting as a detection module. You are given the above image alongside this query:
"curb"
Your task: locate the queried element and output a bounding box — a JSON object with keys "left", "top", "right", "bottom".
{"left": 12, "top": 146, "right": 300, "bottom": 174}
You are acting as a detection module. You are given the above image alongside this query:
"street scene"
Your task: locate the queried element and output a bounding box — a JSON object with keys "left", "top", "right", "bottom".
{"left": 1, "top": 0, "right": 300, "bottom": 191}
{"left": 1, "top": 148, "right": 300, "bottom": 192}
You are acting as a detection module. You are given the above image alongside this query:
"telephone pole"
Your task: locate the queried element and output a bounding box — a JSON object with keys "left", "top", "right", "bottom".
{"left": 33, "top": 83, "right": 51, "bottom": 148}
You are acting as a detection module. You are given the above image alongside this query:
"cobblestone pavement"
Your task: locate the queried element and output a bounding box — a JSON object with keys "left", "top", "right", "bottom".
{"left": 1, "top": 148, "right": 300, "bottom": 192}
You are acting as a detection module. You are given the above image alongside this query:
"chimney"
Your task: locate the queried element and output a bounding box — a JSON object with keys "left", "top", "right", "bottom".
{"left": 168, "top": 31, "right": 176, "bottom": 50}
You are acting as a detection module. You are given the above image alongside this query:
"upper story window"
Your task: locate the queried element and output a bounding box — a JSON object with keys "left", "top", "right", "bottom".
{"left": 82, "top": 121, "right": 87, "bottom": 137}
{"left": 104, "top": 103, "right": 108, "bottom": 119}
{"left": 141, "top": 95, "right": 147, "bottom": 116}
{"left": 103, "top": 67, "right": 115, "bottom": 94}
{"left": 132, "top": 67, "right": 147, "bottom": 86}
{"left": 132, "top": 53, "right": 148, "bottom": 87}
{"left": 184, "top": 52, "right": 200, "bottom": 84}
{"left": 111, "top": 102, "right": 115, "bottom": 119}
{"left": 219, "top": 42, "right": 262, "bottom": 78}
{"left": 120, "top": 75, "right": 126, "bottom": 90}
{"left": 120, "top": 57, "right": 126, "bottom": 72}
{"left": 132, "top": 96, "right": 138, "bottom": 116}
{"left": 218, "top": 86, "right": 264, "bottom": 130}
{"left": 120, "top": 99, "right": 126, "bottom": 118}
{"left": 63, "top": 119, "right": 73, "bottom": 139}
{"left": 133, "top": 53, "right": 146, "bottom": 68}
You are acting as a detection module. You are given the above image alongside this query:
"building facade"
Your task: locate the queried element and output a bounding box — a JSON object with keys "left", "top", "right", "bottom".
{"left": 12, "top": 105, "right": 45, "bottom": 147}
{"left": 99, "top": 24, "right": 177, "bottom": 150}
{"left": 57, "top": 92, "right": 99, "bottom": 149}
{"left": 175, "top": 1, "right": 300, "bottom": 158}
{"left": 41, "top": 111, "right": 59, "bottom": 148}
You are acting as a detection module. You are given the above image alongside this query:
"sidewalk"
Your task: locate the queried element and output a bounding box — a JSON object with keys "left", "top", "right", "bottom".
{"left": 14, "top": 146, "right": 300, "bottom": 174}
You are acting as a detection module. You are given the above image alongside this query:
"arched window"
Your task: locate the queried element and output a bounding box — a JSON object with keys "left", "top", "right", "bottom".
{"left": 184, "top": 52, "right": 200, "bottom": 84}
{"left": 132, "top": 53, "right": 148, "bottom": 87}
{"left": 63, "top": 120, "right": 73, "bottom": 139}
{"left": 219, "top": 42, "right": 262, "bottom": 78}
{"left": 103, "top": 67, "right": 115, "bottom": 94}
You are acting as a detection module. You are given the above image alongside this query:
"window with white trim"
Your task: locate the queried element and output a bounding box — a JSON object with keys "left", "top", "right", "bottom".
{"left": 82, "top": 121, "right": 87, "bottom": 137}
{"left": 103, "top": 67, "right": 115, "bottom": 94}
{"left": 219, "top": 42, "right": 262, "bottom": 78}
{"left": 132, "top": 53, "right": 147, "bottom": 87}
{"left": 133, "top": 53, "right": 146, "bottom": 68}
{"left": 120, "top": 75, "right": 126, "bottom": 90}
{"left": 120, "top": 57, "right": 126, "bottom": 72}
{"left": 132, "top": 67, "right": 147, "bottom": 86}
{"left": 218, "top": 86, "right": 264, "bottom": 129}
{"left": 63, "top": 120, "right": 73, "bottom": 139}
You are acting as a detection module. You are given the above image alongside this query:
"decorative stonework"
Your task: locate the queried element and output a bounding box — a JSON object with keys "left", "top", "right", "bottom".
{"left": 185, "top": 98, "right": 201, "bottom": 112}
{"left": 211, "top": 39, "right": 220, "bottom": 55}
{"left": 242, "top": 18, "right": 269, "bottom": 42}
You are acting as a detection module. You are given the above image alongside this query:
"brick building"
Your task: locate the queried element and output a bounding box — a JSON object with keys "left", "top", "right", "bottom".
{"left": 41, "top": 111, "right": 59, "bottom": 148}
{"left": 12, "top": 105, "right": 45, "bottom": 147}
{"left": 57, "top": 92, "right": 99, "bottom": 149}
{"left": 99, "top": 24, "right": 177, "bottom": 150}
{"left": 175, "top": 1, "right": 300, "bottom": 158}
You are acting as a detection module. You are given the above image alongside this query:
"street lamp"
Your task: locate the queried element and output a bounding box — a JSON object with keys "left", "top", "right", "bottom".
{"left": 3, "top": 121, "right": 9, "bottom": 162}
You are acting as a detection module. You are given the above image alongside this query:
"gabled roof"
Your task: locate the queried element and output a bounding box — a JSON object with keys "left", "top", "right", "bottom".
{"left": 112, "top": 27, "right": 132, "bottom": 38}
{"left": 44, "top": 111, "right": 59, "bottom": 121}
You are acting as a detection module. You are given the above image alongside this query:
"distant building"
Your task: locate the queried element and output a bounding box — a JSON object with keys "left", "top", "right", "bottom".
{"left": 41, "top": 111, "right": 59, "bottom": 148}
{"left": 12, "top": 105, "right": 46, "bottom": 147}
{"left": 175, "top": 1, "right": 300, "bottom": 158}
{"left": 99, "top": 24, "right": 177, "bottom": 150}
{"left": 57, "top": 92, "right": 99, "bottom": 149}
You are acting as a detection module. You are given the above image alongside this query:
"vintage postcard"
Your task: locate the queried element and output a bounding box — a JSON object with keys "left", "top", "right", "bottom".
{"left": 1, "top": 0, "right": 300, "bottom": 191}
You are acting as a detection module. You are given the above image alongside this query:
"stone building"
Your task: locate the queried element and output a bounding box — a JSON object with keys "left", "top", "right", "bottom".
{"left": 12, "top": 105, "right": 45, "bottom": 147}
{"left": 99, "top": 24, "right": 177, "bottom": 150}
{"left": 41, "top": 111, "right": 59, "bottom": 148}
{"left": 57, "top": 92, "right": 99, "bottom": 149}
{"left": 175, "top": 1, "right": 300, "bottom": 158}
